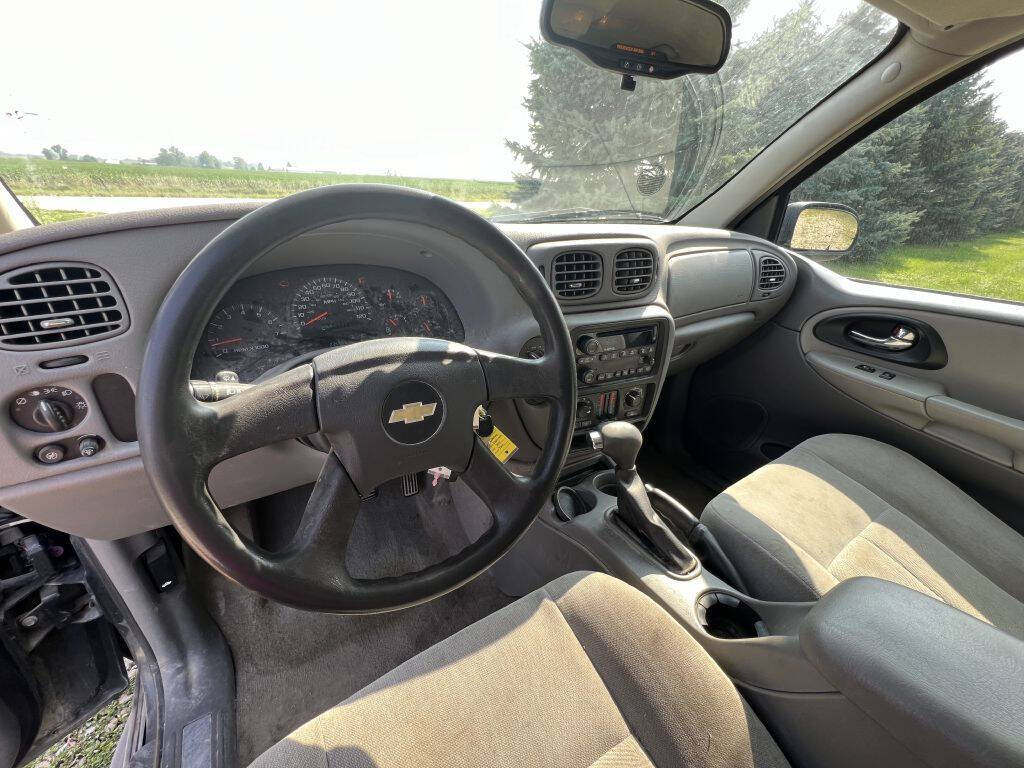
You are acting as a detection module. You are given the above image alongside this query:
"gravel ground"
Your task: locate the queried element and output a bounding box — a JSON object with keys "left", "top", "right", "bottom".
{"left": 26, "top": 663, "right": 136, "bottom": 768}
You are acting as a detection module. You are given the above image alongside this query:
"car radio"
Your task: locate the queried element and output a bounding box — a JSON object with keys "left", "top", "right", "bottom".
{"left": 519, "top": 321, "right": 667, "bottom": 438}
{"left": 571, "top": 323, "right": 663, "bottom": 432}
{"left": 574, "top": 325, "right": 658, "bottom": 386}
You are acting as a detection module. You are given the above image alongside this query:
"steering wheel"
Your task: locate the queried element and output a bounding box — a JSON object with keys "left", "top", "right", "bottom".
{"left": 137, "top": 185, "right": 576, "bottom": 613}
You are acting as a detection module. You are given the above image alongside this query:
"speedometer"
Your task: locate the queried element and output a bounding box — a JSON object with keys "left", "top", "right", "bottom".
{"left": 290, "top": 277, "right": 374, "bottom": 341}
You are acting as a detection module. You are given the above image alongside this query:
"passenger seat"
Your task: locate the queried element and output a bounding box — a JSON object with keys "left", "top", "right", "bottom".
{"left": 701, "top": 434, "right": 1024, "bottom": 639}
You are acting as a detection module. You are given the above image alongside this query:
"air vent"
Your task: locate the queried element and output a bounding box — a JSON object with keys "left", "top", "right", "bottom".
{"left": 613, "top": 248, "right": 655, "bottom": 295}
{"left": 0, "top": 263, "right": 128, "bottom": 350}
{"left": 755, "top": 253, "right": 788, "bottom": 293}
{"left": 551, "top": 251, "right": 602, "bottom": 299}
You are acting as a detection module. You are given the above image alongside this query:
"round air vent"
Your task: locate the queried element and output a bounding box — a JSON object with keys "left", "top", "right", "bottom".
{"left": 0, "top": 263, "right": 128, "bottom": 350}
{"left": 636, "top": 160, "right": 666, "bottom": 196}
{"left": 755, "top": 253, "right": 787, "bottom": 292}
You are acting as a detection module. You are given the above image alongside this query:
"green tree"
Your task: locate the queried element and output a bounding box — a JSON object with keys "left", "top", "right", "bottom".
{"left": 41, "top": 144, "right": 69, "bottom": 160}
{"left": 793, "top": 72, "right": 1024, "bottom": 258}
{"left": 196, "top": 151, "right": 221, "bottom": 169}
{"left": 232, "top": 156, "right": 249, "bottom": 171}
{"left": 156, "top": 146, "right": 188, "bottom": 166}
{"left": 506, "top": 0, "right": 893, "bottom": 219}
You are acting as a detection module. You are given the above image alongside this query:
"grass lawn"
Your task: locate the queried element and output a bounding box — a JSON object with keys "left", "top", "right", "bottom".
{"left": 26, "top": 665, "right": 135, "bottom": 768}
{"left": 833, "top": 231, "right": 1024, "bottom": 304}
{"left": 0, "top": 157, "right": 514, "bottom": 202}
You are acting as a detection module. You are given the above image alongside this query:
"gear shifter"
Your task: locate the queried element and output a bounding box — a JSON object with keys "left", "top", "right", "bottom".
{"left": 591, "top": 422, "right": 698, "bottom": 574}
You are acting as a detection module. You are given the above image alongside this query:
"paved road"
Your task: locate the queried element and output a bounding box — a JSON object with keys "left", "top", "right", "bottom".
{"left": 26, "top": 195, "right": 499, "bottom": 214}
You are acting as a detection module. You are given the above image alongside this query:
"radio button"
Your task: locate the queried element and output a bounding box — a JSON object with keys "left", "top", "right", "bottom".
{"left": 578, "top": 335, "right": 601, "bottom": 356}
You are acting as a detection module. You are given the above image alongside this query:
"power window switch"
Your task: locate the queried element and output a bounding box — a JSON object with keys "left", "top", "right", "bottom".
{"left": 879, "top": 371, "right": 896, "bottom": 380}
{"left": 855, "top": 364, "right": 877, "bottom": 373}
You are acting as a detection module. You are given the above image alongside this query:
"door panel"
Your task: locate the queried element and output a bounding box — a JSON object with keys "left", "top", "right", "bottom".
{"left": 801, "top": 305, "right": 1024, "bottom": 474}
{"left": 683, "top": 263, "right": 1024, "bottom": 533}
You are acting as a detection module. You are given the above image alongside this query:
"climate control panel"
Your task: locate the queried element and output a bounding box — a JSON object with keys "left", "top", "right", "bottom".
{"left": 574, "top": 385, "right": 647, "bottom": 430}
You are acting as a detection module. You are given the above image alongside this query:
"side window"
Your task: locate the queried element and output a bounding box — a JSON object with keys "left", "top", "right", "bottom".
{"left": 787, "top": 47, "right": 1024, "bottom": 303}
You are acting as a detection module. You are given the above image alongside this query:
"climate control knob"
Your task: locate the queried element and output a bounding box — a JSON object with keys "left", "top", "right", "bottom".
{"left": 576, "top": 399, "right": 594, "bottom": 420}
{"left": 577, "top": 335, "right": 601, "bottom": 356}
{"left": 624, "top": 388, "right": 643, "bottom": 409}
{"left": 579, "top": 367, "right": 597, "bottom": 385}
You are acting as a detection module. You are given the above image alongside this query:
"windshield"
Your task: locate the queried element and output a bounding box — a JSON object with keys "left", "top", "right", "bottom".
{"left": 1, "top": 1, "right": 895, "bottom": 226}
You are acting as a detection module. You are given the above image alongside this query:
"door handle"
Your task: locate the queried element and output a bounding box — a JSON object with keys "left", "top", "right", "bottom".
{"left": 847, "top": 324, "right": 917, "bottom": 351}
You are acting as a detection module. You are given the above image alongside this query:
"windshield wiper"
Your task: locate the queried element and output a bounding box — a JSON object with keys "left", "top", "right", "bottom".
{"left": 490, "top": 207, "right": 665, "bottom": 224}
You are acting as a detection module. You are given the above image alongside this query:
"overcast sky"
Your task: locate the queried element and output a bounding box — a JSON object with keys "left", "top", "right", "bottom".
{"left": 2, "top": 0, "right": 1020, "bottom": 180}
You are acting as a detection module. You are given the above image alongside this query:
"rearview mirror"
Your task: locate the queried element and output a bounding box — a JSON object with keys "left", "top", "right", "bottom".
{"left": 540, "top": 0, "right": 731, "bottom": 81}
{"left": 780, "top": 202, "right": 860, "bottom": 260}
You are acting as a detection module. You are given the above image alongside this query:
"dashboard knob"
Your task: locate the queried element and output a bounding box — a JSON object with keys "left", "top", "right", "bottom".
{"left": 578, "top": 335, "right": 601, "bottom": 356}
{"left": 78, "top": 436, "right": 101, "bottom": 457}
{"left": 579, "top": 367, "right": 597, "bottom": 385}
{"left": 33, "top": 400, "right": 72, "bottom": 433}
{"left": 624, "top": 388, "right": 643, "bottom": 409}
{"left": 639, "top": 354, "right": 654, "bottom": 367}
{"left": 576, "top": 399, "right": 594, "bottom": 419}
{"left": 36, "top": 443, "right": 66, "bottom": 464}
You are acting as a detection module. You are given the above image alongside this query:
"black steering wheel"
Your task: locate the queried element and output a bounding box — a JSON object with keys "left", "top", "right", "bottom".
{"left": 137, "top": 185, "right": 575, "bottom": 613}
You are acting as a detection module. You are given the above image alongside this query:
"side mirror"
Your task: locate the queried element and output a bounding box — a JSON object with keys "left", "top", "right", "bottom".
{"left": 780, "top": 202, "right": 859, "bottom": 260}
{"left": 540, "top": 0, "right": 731, "bottom": 82}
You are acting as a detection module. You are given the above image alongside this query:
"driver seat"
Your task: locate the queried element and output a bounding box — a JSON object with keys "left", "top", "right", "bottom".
{"left": 250, "top": 571, "right": 789, "bottom": 768}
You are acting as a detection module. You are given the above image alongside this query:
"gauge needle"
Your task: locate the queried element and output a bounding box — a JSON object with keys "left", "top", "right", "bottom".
{"left": 304, "top": 311, "right": 329, "bottom": 326}
{"left": 211, "top": 337, "right": 242, "bottom": 347}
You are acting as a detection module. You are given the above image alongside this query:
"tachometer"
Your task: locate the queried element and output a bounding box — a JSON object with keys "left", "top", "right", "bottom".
{"left": 205, "top": 302, "right": 283, "bottom": 361}
{"left": 409, "top": 290, "right": 459, "bottom": 339}
{"left": 291, "top": 277, "right": 374, "bottom": 340}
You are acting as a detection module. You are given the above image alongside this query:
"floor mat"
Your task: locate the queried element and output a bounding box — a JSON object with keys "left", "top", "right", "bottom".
{"left": 190, "top": 480, "right": 513, "bottom": 766}
{"left": 637, "top": 447, "right": 718, "bottom": 515}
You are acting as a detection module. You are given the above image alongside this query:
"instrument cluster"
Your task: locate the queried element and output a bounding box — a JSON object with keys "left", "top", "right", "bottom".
{"left": 191, "top": 265, "right": 464, "bottom": 382}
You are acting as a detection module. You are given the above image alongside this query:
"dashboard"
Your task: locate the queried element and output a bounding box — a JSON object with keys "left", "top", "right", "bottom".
{"left": 191, "top": 265, "right": 464, "bottom": 383}
{"left": 0, "top": 208, "right": 798, "bottom": 540}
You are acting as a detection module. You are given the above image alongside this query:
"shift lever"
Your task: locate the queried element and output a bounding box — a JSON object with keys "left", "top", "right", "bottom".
{"left": 591, "top": 422, "right": 697, "bottom": 574}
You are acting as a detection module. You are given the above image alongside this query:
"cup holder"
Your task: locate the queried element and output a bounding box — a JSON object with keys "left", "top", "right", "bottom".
{"left": 552, "top": 486, "right": 597, "bottom": 521}
{"left": 593, "top": 470, "right": 618, "bottom": 498}
{"left": 696, "top": 591, "right": 768, "bottom": 639}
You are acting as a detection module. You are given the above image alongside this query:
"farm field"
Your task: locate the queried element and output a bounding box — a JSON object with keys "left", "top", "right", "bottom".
{"left": 0, "top": 157, "right": 515, "bottom": 202}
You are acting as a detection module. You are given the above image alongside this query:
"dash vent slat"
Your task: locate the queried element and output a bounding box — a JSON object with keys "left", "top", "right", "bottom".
{"left": 613, "top": 248, "right": 655, "bottom": 295}
{"left": 0, "top": 263, "right": 128, "bottom": 349}
{"left": 551, "top": 251, "right": 602, "bottom": 299}
{"left": 755, "top": 254, "right": 787, "bottom": 292}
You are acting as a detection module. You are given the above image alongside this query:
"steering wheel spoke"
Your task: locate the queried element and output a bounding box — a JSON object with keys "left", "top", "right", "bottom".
{"left": 274, "top": 452, "right": 361, "bottom": 576}
{"left": 462, "top": 438, "right": 528, "bottom": 524}
{"left": 193, "top": 364, "right": 319, "bottom": 470}
{"left": 476, "top": 349, "right": 559, "bottom": 401}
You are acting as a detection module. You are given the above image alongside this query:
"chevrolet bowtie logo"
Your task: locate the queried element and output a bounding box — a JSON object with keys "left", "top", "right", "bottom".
{"left": 388, "top": 401, "right": 438, "bottom": 425}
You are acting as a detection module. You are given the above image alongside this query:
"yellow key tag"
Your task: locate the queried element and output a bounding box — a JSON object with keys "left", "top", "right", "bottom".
{"left": 475, "top": 406, "right": 518, "bottom": 463}
{"left": 486, "top": 424, "right": 518, "bottom": 463}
